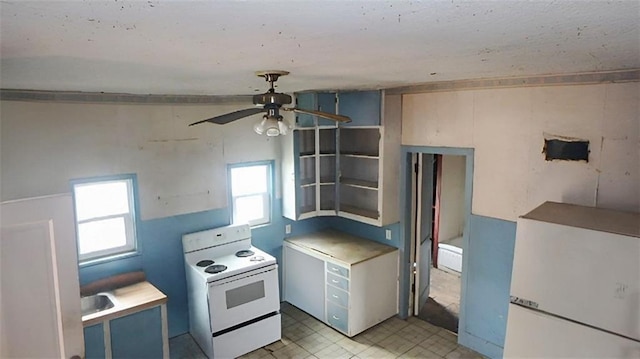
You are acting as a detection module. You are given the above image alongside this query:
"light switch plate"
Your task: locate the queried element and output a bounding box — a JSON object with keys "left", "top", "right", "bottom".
{"left": 285, "top": 224, "right": 291, "bottom": 234}
{"left": 385, "top": 229, "right": 392, "bottom": 240}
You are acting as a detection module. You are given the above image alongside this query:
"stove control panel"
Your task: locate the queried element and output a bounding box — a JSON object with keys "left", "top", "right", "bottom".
{"left": 183, "top": 223, "right": 251, "bottom": 253}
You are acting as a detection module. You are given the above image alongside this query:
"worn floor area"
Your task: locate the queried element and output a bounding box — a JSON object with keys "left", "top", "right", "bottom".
{"left": 170, "top": 301, "right": 483, "bottom": 359}
{"left": 418, "top": 267, "right": 461, "bottom": 333}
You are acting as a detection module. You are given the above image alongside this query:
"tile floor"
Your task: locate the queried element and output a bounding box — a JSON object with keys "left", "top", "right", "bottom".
{"left": 170, "top": 301, "right": 484, "bottom": 359}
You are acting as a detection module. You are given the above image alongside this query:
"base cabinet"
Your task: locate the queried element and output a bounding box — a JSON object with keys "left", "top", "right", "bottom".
{"left": 84, "top": 305, "right": 167, "bottom": 359}
{"left": 283, "top": 245, "right": 325, "bottom": 320}
{"left": 84, "top": 324, "right": 105, "bottom": 359}
{"left": 283, "top": 232, "right": 399, "bottom": 337}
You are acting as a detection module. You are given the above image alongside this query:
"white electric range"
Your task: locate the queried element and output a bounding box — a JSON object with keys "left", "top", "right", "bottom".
{"left": 182, "top": 223, "right": 281, "bottom": 358}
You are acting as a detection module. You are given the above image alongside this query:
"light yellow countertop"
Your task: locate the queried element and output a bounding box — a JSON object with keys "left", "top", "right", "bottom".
{"left": 285, "top": 229, "right": 397, "bottom": 265}
{"left": 82, "top": 281, "right": 167, "bottom": 327}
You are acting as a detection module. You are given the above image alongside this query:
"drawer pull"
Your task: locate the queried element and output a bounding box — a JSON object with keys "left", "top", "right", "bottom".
{"left": 332, "top": 294, "right": 339, "bottom": 298}
{"left": 332, "top": 315, "right": 340, "bottom": 320}
{"left": 331, "top": 267, "right": 339, "bottom": 272}
{"left": 331, "top": 279, "right": 339, "bottom": 283}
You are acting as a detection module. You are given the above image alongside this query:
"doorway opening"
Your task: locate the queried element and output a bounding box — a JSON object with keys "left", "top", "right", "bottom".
{"left": 410, "top": 153, "right": 468, "bottom": 334}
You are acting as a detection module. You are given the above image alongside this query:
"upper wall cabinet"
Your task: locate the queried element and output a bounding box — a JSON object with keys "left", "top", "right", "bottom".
{"left": 295, "top": 92, "right": 338, "bottom": 127}
{"left": 282, "top": 90, "right": 401, "bottom": 226}
{"left": 337, "top": 91, "right": 381, "bottom": 127}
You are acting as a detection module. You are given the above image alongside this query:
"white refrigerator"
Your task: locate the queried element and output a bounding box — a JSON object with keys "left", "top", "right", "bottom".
{"left": 504, "top": 202, "right": 640, "bottom": 358}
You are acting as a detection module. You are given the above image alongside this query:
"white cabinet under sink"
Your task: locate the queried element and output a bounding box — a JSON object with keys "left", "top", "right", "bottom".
{"left": 281, "top": 90, "right": 401, "bottom": 226}
{"left": 282, "top": 230, "right": 399, "bottom": 337}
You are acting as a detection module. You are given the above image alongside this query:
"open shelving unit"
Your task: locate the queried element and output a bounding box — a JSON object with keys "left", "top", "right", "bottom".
{"left": 282, "top": 90, "right": 401, "bottom": 226}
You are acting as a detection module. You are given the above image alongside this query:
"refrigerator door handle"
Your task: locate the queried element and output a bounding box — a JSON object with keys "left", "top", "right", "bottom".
{"left": 510, "top": 295, "right": 540, "bottom": 309}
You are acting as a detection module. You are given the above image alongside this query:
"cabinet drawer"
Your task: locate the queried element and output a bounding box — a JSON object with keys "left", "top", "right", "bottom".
{"left": 327, "top": 302, "right": 349, "bottom": 334}
{"left": 326, "top": 262, "right": 349, "bottom": 278}
{"left": 326, "top": 285, "right": 349, "bottom": 308}
{"left": 326, "top": 272, "right": 349, "bottom": 291}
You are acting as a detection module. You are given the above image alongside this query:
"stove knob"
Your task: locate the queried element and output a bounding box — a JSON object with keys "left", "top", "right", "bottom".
{"left": 250, "top": 256, "right": 265, "bottom": 262}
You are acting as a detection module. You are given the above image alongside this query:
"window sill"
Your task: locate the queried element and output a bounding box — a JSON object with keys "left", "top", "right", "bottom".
{"left": 79, "top": 250, "right": 141, "bottom": 268}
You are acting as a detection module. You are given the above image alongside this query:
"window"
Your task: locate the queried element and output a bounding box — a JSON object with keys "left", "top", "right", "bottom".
{"left": 228, "top": 162, "right": 272, "bottom": 226}
{"left": 72, "top": 176, "right": 138, "bottom": 263}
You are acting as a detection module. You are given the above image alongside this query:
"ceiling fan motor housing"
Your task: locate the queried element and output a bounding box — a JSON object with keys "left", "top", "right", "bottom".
{"left": 253, "top": 92, "right": 292, "bottom": 106}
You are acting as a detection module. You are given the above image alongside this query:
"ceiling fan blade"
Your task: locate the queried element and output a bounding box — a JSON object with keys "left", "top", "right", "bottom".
{"left": 284, "top": 107, "right": 352, "bottom": 123}
{"left": 189, "top": 107, "right": 266, "bottom": 126}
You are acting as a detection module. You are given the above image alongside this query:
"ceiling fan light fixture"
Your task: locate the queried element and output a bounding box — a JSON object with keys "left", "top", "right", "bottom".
{"left": 254, "top": 115, "right": 281, "bottom": 136}
{"left": 278, "top": 118, "right": 292, "bottom": 136}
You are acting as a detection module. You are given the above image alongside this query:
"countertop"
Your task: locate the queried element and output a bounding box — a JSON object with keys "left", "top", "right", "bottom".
{"left": 285, "top": 229, "right": 397, "bottom": 265}
{"left": 82, "top": 281, "right": 167, "bottom": 327}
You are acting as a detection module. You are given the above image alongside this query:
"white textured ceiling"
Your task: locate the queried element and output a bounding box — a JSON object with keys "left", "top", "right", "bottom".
{"left": 1, "top": 1, "right": 638, "bottom": 96}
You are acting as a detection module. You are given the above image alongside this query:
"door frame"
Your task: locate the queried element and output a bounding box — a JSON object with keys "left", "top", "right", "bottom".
{"left": 399, "top": 146, "right": 474, "bottom": 335}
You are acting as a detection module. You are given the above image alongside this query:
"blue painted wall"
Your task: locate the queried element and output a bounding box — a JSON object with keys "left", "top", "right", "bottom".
{"left": 458, "top": 214, "right": 516, "bottom": 359}
{"left": 79, "top": 206, "right": 232, "bottom": 337}
{"left": 327, "top": 216, "right": 402, "bottom": 249}
{"left": 78, "top": 198, "right": 392, "bottom": 339}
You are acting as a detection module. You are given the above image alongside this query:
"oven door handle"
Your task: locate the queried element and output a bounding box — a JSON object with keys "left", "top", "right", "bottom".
{"left": 208, "top": 265, "right": 277, "bottom": 287}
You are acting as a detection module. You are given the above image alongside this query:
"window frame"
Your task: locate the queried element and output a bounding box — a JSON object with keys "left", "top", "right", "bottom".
{"left": 71, "top": 174, "right": 140, "bottom": 265}
{"left": 227, "top": 161, "right": 274, "bottom": 227}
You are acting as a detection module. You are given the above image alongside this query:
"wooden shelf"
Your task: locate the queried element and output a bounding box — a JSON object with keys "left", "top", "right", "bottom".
{"left": 339, "top": 204, "right": 379, "bottom": 220}
{"left": 300, "top": 178, "right": 315, "bottom": 187}
{"left": 340, "top": 178, "right": 378, "bottom": 189}
{"left": 340, "top": 152, "right": 379, "bottom": 159}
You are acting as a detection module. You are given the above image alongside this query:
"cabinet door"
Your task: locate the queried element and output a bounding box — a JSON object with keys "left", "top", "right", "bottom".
{"left": 1, "top": 221, "right": 64, "bottom": 358}
{"left": 283, "top": 245, "right": 325, "bottom": 320}
{"left": 84, "top": 324, "right": 106, "bottom": 359}
{"left": 317, "top": 92, "right": 337, "bottom": 127}
{"left": 338, "top": 91, "right": 381, "bottom": 126}
{"left": 295, "top": 93, "right": 316, "bottom": 127}
{"left": 110, "top": 307, "right": 163, "bottom": 359}
{"left": 1, "top": 195, "right": 83, "bottom": 359}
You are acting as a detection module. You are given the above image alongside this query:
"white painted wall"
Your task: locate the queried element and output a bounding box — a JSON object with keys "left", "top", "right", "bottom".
{"left": 438, "top": 155, "right": 466, "bottom": 243}
{"left": 402, "top": 82, "right": 640, "bottom": 221}
{"left": 0, "top": 101, "right": 284, "bottom": 220}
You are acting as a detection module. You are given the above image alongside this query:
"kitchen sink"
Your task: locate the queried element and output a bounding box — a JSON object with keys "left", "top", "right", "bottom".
{"left": 81, "top": 293, "right": 115, "bottom": 316}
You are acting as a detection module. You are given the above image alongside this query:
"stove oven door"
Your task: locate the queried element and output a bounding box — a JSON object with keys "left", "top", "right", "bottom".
{"left": 207, "top": 265, "right": 280, "bottom": 333}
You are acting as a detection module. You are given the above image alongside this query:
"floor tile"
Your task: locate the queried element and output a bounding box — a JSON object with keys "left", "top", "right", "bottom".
{"left": 237, "top": 347, "right": 273, "bottom": 359}
{"left": 283, "top": 321, "right": 316, "bottom": 342}
{"left": 399, "top": 345, "right": 444, "bottom": 359}
{"left": 295, "top": 332, "right": 333, "bottom": 354}
{"left": 334, "top": 336, "right": 373, "bottom": 355}
{"left": 270, "top": 342, "right": 314, "bottom": 359}
{"left": 357, "top": 345, "right": 397, "bottom": 359}
{"left": 379, "top": 316, "right": 410, "bottom": 332}
{"left": 406, "top": 316, "right": 441, "bottom": 334}
{"left": 170, "top": 302, "right": 485, "bottom": 359}
{"left": 315, "top": 325, "right": 346, "bottom": 342}
{"left": 397, "top": 323, "right": 437, "bottom": 344}
{"left": 357, "top": 323, "right": 394, "bottom": 344}
{"left": 419, "top": 334, "right": 458, "bottom": 357}
{"left": 445, "top": 345, "right": 485, "bottom": 359}
{"left": 313, "top": 343, "right": 354, "bottom": 359}
{"left": 378, "top": 333, "right": 416, "bottom": 356}
{"left": 300, "top": 316, "right": 329, "bottom": 332}
{"left": 281, "top": 312, "right": 298, "bottom": 328}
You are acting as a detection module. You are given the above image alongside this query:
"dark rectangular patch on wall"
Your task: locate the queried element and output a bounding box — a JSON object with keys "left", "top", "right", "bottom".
{"left": 544, "top": 139, "right": 589, "bottom": 162}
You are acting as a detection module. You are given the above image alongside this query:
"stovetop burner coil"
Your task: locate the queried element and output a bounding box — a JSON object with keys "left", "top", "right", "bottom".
{"left": 196, "top": 259, "right": 214, "bottom": 267}
{"left": 205, "top": 264, "right": 228, "bottom": 274}
{"left": 235, "top": 249, "right": 255, "bottom": 257}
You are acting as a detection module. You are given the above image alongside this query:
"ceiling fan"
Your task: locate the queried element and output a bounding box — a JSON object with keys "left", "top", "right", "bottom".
{"left": 189, "top": 70, "right": 351, "bottom": 136}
